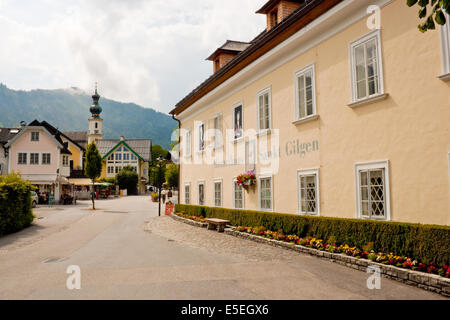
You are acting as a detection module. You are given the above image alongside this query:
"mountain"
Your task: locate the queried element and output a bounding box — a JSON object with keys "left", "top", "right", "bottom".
{"left": 0, "top": 84, "right": 177, "bottom": 149}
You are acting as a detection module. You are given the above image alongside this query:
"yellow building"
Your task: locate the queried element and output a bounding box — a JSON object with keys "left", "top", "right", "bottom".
{"left": 170, "top": 0, "right": 450, "bottom": 225}
{"left": 96, "top": 138, "right": 151, "bottom": 194}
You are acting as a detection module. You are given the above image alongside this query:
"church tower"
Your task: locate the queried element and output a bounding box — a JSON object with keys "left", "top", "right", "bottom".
{"left": 88, "top": 84, "right": 104, "bottom": 144}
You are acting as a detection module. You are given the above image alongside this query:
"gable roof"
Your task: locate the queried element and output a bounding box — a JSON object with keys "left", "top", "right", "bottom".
{"left": 170, "top": 0, "right": 342, "bottom": 116}
{"left": 62, "top": 131, "right": 88, "bottom": 150}
{"left": 5, "top": 120, "right": 72, "bottom": 155}
{"left": 96, "top": 139, "right": 152, "bottom": 162}
{"left": 206, "top": 40, "right": 252, "bottom": 61}
{"left": 37, "top": 121, "right": 85, "bottom": 152}
{"left": 0, "top": 128, "right": 21, "bottom": 146}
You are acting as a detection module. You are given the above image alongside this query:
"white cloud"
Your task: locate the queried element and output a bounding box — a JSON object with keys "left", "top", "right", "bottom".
{"left": 0, "top": 0, "right": 267, "bottom": 112}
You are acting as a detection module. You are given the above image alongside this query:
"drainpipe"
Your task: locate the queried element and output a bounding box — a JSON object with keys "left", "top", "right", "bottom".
{"left": 171, "top": 113, "right": 181, "bottom": 205}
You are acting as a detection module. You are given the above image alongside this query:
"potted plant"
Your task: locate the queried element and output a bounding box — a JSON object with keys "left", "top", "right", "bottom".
{"left": 237, "top": 171, "right": 256, "bottom": 188}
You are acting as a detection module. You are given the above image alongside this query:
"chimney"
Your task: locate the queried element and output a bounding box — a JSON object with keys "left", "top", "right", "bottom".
{"left": 20, "top": 121, "right": 27, "bottom": 127}
{"left": 206, "top": 40, "right": 251, "bottom": 73}
{"left": 120, "top": 136, "right": 125, "bottom": 141}
{"left": 256, "top": 0, "right": 305, "bottom": 31}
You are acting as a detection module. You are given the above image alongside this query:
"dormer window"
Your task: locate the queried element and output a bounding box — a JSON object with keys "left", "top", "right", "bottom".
{"left": 214, "top": 59, "right": 220, "bottom": 72}
{"left": 256, "top": 0, "right": 304, "bottom": 31}
{"left": 207, "top": 40, "right": 251, "bottom": 73}
{"left": 270, "top": 9, "right": 278, "bottom": 28}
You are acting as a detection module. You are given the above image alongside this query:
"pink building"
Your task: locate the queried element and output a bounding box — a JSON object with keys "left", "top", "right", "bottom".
{"left": 5, "top": 120, "right": 73, "bottom": 202}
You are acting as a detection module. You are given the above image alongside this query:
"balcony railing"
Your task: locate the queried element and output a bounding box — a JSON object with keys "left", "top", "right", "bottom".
{"left": 70, "top": 169, "right": 87, "bottom": 179}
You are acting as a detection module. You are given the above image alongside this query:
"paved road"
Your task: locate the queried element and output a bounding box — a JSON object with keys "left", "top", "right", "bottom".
{"left": 0, "top": 196, "right": 444, "bottom": 300}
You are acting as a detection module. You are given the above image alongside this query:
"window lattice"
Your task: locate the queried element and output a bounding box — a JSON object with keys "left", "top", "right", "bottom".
{"left": 300, "top": 174, "right": 317, "bottom": 214}
{"left": 359, "top": 169, "right": 385, "bottom": 218}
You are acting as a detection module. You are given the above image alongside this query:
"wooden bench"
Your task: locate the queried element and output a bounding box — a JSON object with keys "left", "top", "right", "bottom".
{"left": 205, "top": 218, "right": 230, "bottom": 233}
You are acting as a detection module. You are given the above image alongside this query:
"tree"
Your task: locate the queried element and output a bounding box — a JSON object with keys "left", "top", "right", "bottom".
{"left": 150, "top": 164, "right": 166, "bottom": 189}
{"left": 99, "top": 177, "right": 117, "bottom": 185}
{"left": 116, "top": 166, "right": 139, "bottom": 195}
{"left": 165, "top": 163, "right": 179, "bottom": 189}
{"left": 407, "top": 0, "right": 450, "bottom": 32}
{"left": 84, "top": 142, "right": 103, "bottom": 210}
{"left": 151, "top": 145, "right": 169, "bottom": 166}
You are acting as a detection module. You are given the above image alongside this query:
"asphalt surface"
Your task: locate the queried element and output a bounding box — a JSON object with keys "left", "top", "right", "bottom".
{"left": 0, "top": 196, "right": 444, "bottom": 300}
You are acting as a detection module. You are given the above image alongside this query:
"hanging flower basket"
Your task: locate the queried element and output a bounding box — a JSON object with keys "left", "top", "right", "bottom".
{"left": 243, "top": 179, "right": 256, "bottom": 186}
{"left": 237, "top": 171, "right": 256, "bottom": 188}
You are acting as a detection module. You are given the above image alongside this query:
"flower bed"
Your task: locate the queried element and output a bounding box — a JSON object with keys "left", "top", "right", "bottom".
{"left": 235, "top": 226, "right": 450, "bottom": 278}
{"left": 175, "top": 204, "right": 450, "bottom": 266}
{"left": 174, "top": 212, "right": 207, "bottom": 223}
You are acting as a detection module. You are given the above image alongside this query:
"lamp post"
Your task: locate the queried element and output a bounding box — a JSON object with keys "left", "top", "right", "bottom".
{"left": 156, "top": 155, "right": 164, "bottom": 217}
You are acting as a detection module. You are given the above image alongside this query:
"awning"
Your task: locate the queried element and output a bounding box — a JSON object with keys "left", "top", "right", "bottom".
{"left": 69, "top": 178, "right": 92, "bottom": 186}
{"left": 58, "top": 176, "right": 70, "bottom": 184}
{"left": 94, "top": 182, "right": 112, "bottom": 187}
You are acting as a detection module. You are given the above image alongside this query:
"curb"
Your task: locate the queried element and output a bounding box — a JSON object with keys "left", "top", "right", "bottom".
{"left": 224, "top": 228, "right": 449, "bottom": 297}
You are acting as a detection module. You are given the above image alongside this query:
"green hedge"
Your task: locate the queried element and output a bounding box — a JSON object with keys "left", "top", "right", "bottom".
{"left": 0, "top": 173, "right": 35, "bottom": 237}
{"left": 175, "top": 204, "right": 450, "bottom": 265}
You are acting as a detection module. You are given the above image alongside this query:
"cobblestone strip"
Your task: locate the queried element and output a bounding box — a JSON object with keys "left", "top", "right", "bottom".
{"left": 150, "top": 216, "right": 305, "bottom": 262}
{"left": 224, "top": 228, "right": 450, "bottom": 297}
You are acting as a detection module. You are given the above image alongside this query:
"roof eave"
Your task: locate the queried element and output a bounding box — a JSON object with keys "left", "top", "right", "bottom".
{"left": 170, "top": 0, "right": 341, "bottom": 116}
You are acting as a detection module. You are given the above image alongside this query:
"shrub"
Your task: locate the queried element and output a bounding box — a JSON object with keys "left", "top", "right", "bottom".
{"left": 116, "top": 166, "right": 138, "bottom": 195}
{"left": 174, "top": 204, "right": 450, "bottom": 265}
{"left": 164, "top": 164, "right": 179, "bottom": 189}
{"left": 0, "top": 172, "right": 35, "bottom": 236}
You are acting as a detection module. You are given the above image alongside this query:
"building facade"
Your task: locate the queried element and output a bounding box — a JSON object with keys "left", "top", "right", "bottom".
{"left": 171, "top": 0, "right": 450, "bottom": 226}
{"left": 4, "top": 120, "right": 75, "bottom": 201}
{"left": 0, "top": 128, "right": 20, "bottom": 175}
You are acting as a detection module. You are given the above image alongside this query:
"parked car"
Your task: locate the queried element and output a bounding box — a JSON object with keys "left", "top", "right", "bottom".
{"left": 31, "top": 191, "right": 38, "bottom": 208}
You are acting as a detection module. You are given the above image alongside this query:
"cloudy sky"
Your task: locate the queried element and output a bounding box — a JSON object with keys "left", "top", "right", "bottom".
{"left": 0, "top": 0, "right": 268, "bottom": 113}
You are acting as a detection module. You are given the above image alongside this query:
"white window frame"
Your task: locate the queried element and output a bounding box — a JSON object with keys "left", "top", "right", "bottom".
{"left": 31, "top": 132, "right": 40, "bottom": 142}
{"left": 294, "top": 63, "right": 317, "bottom": 121}
{"left": 213, "top": 179, "right": 223, "bottom": 207}
{"left": 258, "top": 175, "right": 273, "bottom": 212}
{"left": 30, "top": 152, "right": 39, "bottom": 165}
{"left": 197, "top": 180, "right": 205, "bottom": 206}
{"left": 349, "top": 30, "right": 384, "bottom": 103}
{"left": 256, "top": 87, "right": 272, "bottom": 133}
{"left": 197, "top": 122, "right": 205, "bottom": 153}
{"left": 297, "top": 168, "right": 320, "bottom": 216}
{"left": 184, "top": 182, "right": 191, "bottom": 205}
{"left": 232, "top": 101, "right": 244, "bottom": 141}
{"left": 232, "top": 178, "right": 245, "bottom": 209}
{"left": 245, "top": 140, "right": 256, "bottom": 173}
{"left": 184, "top": 129, "right": 192, "bottom": 158}
{"left": 354, "top": 160, "right": 391, "bottom": 221}
{"left": 212, "top": 113, "right": 223, "bottom": 150}
{"left": 440, "top": 12, "right": 450, "bottom": 79}
{"left": 18, "top": 152, "right": 27, "bottom": 165}
{"left": 62, "top": 155, "right": 69, "bottom": 167}
{"left": 42, "top": 153, "right": 51, "bottom": 165}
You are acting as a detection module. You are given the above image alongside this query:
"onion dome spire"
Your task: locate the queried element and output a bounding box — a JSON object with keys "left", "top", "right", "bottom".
{"left": 89, "top": 82, "right": 102, "bottom": 118}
